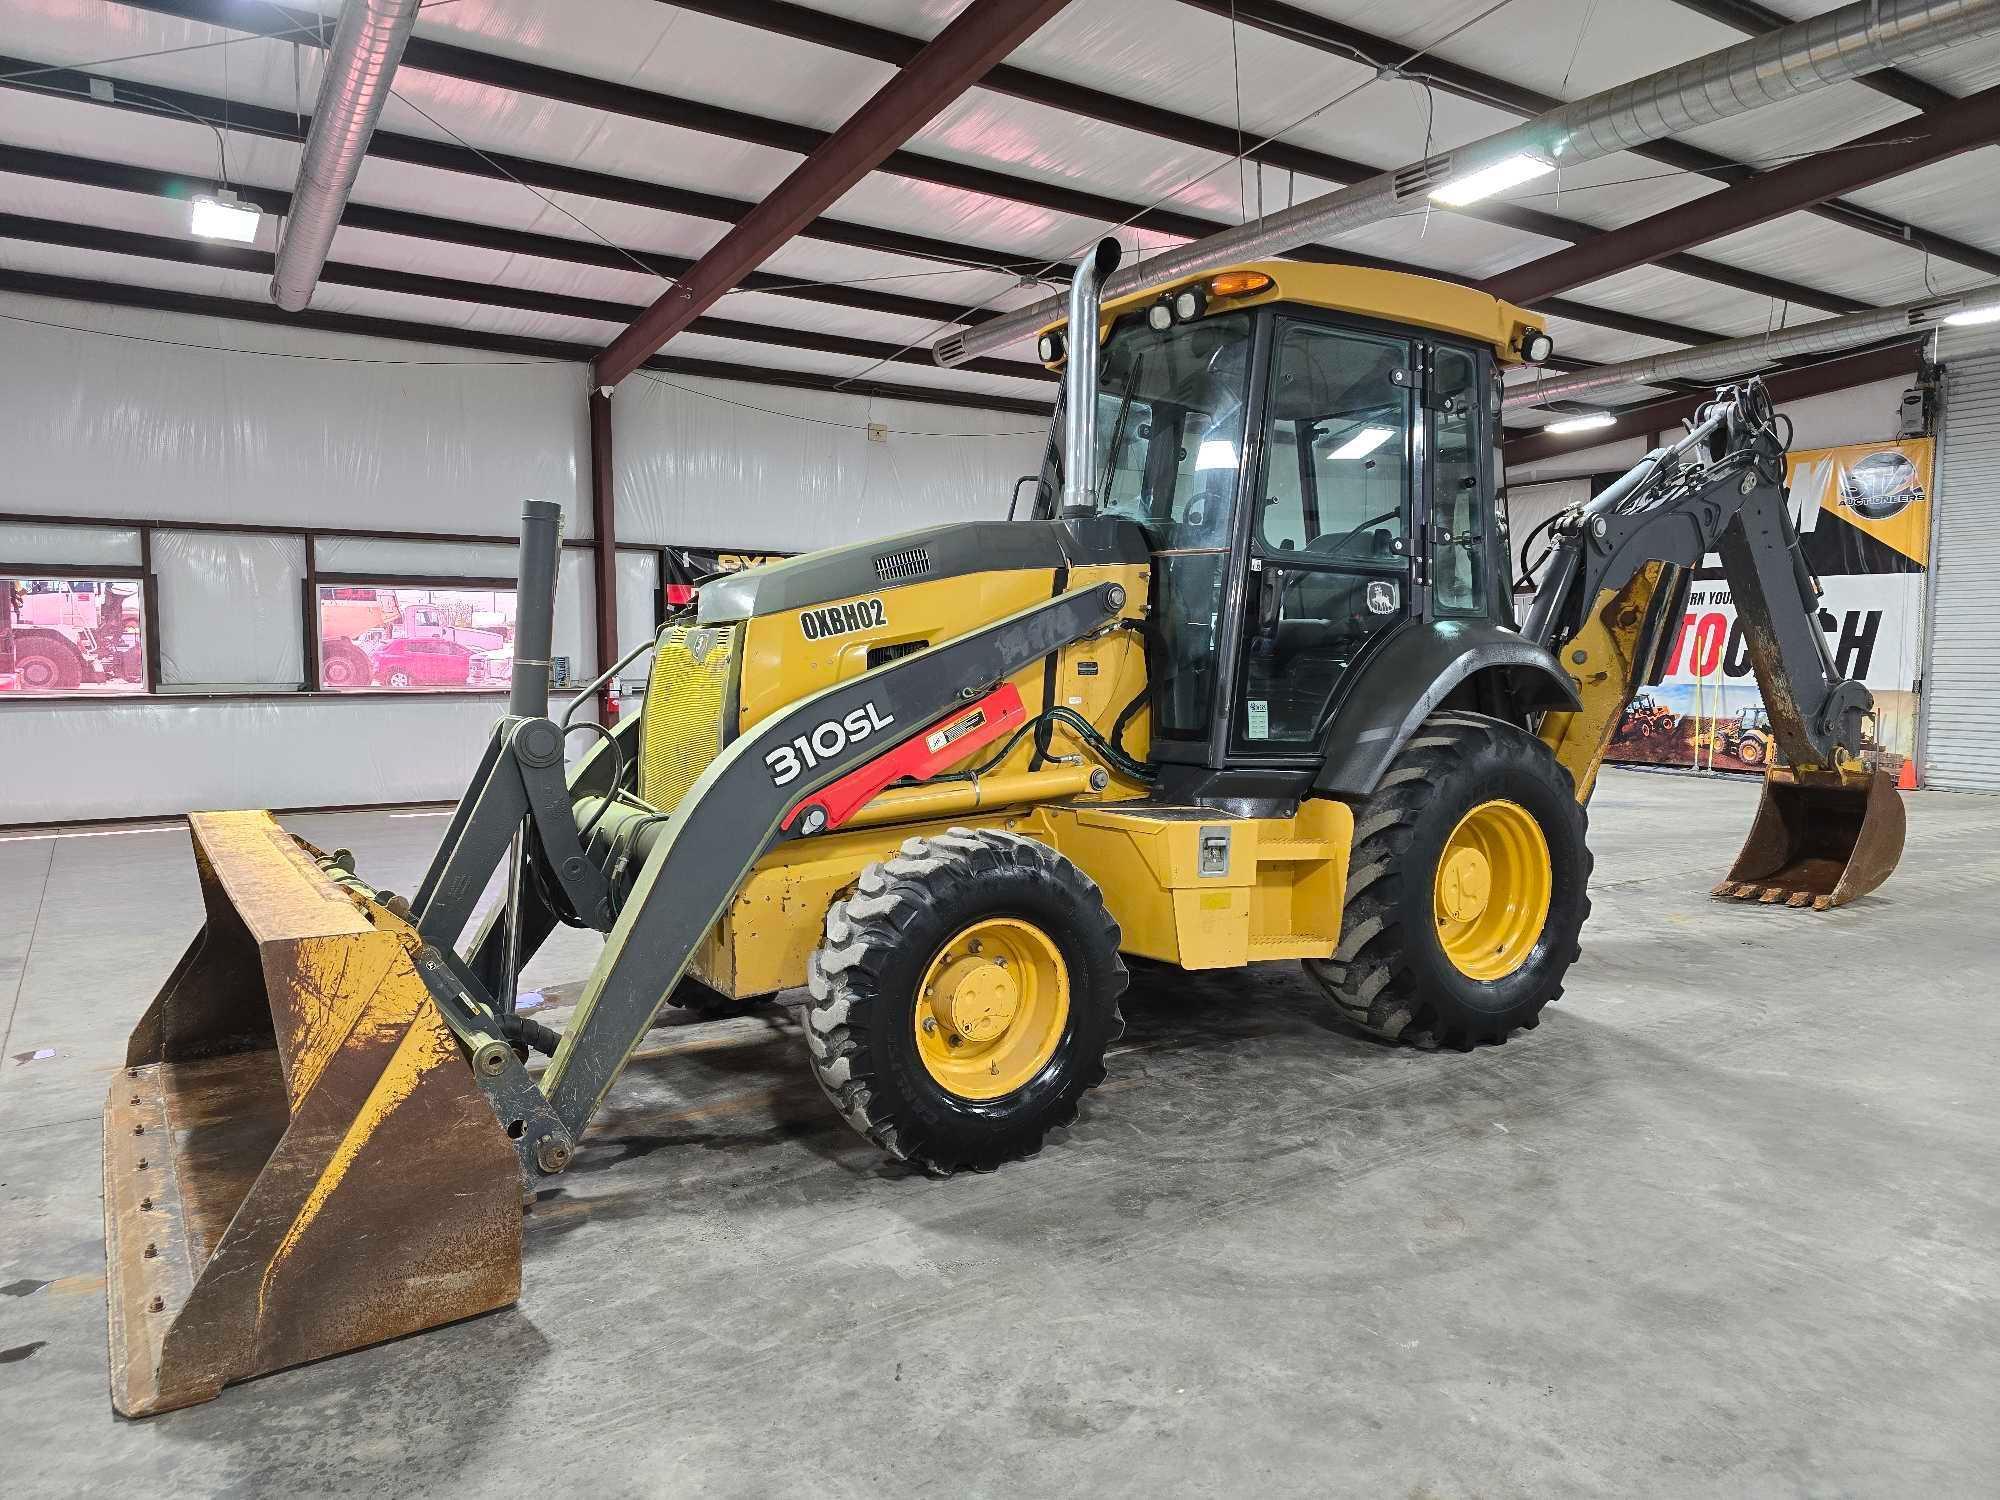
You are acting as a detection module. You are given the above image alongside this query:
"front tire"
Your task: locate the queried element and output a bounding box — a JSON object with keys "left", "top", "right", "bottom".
{"left": 804, "top": 827, "right": 1126, "bottom": 1174}
{"left": 11, "top": 632, "right": 85, "bottom": 691}
{"left": 1305, "top": 712, "right": 1591, "bottom": 1049}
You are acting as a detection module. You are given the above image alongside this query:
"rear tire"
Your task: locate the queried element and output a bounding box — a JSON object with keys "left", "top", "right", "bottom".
{"left": 1305, "top": 712, "right": 1591, "bottom": 1050}
{"left": 804, "top": 827, "right": 1125, "bottom": 1174}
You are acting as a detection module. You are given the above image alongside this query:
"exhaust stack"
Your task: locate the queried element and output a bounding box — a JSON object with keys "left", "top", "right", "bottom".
{"left": 1062, "top": 238, "right": 1123, "bottom": 516}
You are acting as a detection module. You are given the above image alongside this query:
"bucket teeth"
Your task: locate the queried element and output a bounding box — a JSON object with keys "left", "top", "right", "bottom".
{"left": 103, "top": 810, "right": 521, "bottom": 1418}
{"left": 1714, "top": 768, "right": 1905, "bottom": 912}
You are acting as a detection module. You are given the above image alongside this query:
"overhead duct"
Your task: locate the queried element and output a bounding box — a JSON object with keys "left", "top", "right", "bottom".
{"left": 270, "top": 0, "right": 422, "bottom": 313}
{"left": 1504, "top": 285, "right": 2000, "bottom": 412}
{"left": 933, "top": 0, "right": 2000, "bottom": 368}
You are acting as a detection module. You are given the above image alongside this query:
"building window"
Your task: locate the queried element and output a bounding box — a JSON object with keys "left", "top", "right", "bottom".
{"left": 316, "top": 583, "right": 519, "bottom": 692}
{"left": 2, "top": 575, "right": 149, "bottom": 695}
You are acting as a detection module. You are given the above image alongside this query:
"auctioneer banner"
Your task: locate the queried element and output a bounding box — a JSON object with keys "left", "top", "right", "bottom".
{"left": 1606, "top": 438, "right": 1931, "bottom": 783}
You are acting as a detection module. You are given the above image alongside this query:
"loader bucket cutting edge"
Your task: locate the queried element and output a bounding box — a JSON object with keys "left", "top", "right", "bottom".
{"left": 1712, "top": 768, "right": 1905, "bottom": 911}
{"left": 104, "top": 810, "right": 521, "bottom": 1418}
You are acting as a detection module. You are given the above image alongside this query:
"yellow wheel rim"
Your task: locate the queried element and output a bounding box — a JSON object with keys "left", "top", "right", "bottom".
{"left": 1433, "top": 799, "right": 1552, "bottom": 982}
{"left": 914, "top": 917, "right": 1069, "bottom": 1100}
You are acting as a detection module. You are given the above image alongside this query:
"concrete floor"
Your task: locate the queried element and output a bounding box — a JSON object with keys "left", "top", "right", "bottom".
{"left": 2, "top": 769, "right": 1996, "bottom": 1497}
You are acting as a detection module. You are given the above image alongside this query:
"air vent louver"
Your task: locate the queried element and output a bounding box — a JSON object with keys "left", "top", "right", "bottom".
{"left": 874, "top": 546, "right": 932, "bottom": 582}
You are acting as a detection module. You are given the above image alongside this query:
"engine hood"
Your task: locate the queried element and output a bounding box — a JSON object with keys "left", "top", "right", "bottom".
{"left": 696, "top": 518, "right": 1147, "bottom": 624}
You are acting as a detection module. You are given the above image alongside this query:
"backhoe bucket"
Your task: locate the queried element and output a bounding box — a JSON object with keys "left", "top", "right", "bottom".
{"left": 104, "top": 810, "right": 521, "bottom": 1417}
{"left": 1712, "top": 768, "right": 1906, "bottom": 910}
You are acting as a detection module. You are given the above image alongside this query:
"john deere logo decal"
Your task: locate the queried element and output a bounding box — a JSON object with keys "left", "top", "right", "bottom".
{"left": 801, "top": 598, "right": 887, "bottom": 640}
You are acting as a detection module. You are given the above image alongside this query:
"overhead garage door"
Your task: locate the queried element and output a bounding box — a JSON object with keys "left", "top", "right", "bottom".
{"left": 1924, "top": 351, "right": 2000, "bottom": 791}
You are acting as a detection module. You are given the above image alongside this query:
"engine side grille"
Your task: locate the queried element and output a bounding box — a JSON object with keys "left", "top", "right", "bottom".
{"left": 873, "top": 546, "right": 931, "bottom": 582}
{"left": 637, "top": 623, "right": 738, "bottom": 812}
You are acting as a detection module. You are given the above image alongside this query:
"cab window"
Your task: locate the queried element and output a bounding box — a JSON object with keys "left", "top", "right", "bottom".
{"left": 1257, "top": 323, "right": 1410, "bottom": 563}
{"left": 1430, "top": 346, "right": 1489, "bottom": 617}
{"left": 1236, "top": 320, "right": 1414, "bottom": 749}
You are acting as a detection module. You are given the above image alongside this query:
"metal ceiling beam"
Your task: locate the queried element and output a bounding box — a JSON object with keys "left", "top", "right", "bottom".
{"left": 1189, "top": 0, "right": 2000, "bottom": 280}
{"left": 1662, "top": 0, "right": 1955, "bottom": 111}
{"left": 1501, "top": 344, "right": 1923, "bottom": 465}
{"left": 1504, "top": 280, "right": 1998, "bottom": 410}
{"left": 0, "top": 65, "right": 1726, "bottom": 352}
{"left": 107, "top": 1, "right": 1258, "bottom": 254}
{"left": 0, "top": 60, "right": 1056, "bottom": 278}
{"left": 938, "top": 0, "right": 2000, "bottom": 365}
{"left": 0, "top": 211, "right": 1050, "bottom": 383}
{"left": 84, "top": 2, "right": 1773, "bottom": 340}
{"left": 595, "top": 0, "right": 1079, "bottom": 387}
{"left": 1488, "top": 82, "right": 2000, "bottom": 307}
{"left": 665, "top": 0, "right": 1863, "bottom": 317}
{"left": 1, "top": 142, "right": 1016, "bottom": 330}
{"left": 0, "top": 268, "right": 1054, "bottom": 416}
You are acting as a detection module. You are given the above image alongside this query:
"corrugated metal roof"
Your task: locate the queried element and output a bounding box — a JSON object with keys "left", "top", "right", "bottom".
{"left": 0, "top": 0, "right": 1995, "bottom": 415}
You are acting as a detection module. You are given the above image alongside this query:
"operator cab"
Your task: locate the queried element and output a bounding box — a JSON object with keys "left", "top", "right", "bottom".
{"left": 1034, "top": 262, "right": 1536, "bottom": 784}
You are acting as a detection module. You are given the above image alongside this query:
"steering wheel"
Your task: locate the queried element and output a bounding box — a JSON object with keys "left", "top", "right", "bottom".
{"left": 1272, "top": 507, "right": 1405, "bottom": 613}
{"left": 1305, "top": 508, "right": 1403, "bottom": 561}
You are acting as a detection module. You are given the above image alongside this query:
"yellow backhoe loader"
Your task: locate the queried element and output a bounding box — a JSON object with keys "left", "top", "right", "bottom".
{"left": 101, "top": 241, "right": 1904, "bottom": 1415}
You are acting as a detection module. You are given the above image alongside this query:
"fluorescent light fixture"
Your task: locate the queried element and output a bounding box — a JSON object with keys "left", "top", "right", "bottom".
{"left": 1943, "top": 302, "right": 2000, "bottom": 327}
{"left": 1326, "top": 425, "right": 1395, "bottom": 460}
{"left": 190, "top": 191, "right": 261, "bottom": 244}
{"left": 1194, "top": 439, "right": 1238, "bottom": 471}
{"left": 1431, "top": 153, "right": 1556, "bottom": 207}
{"left": 1545, "top": 412, "right": 1616, "bottom": 435}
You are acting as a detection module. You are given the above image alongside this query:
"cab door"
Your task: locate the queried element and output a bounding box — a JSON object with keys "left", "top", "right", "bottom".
{"left": 1229, "top": 317, "right": 1416, "bottom": 756}
{"left": 1424, "top": 342, "right": 1504, "bottom": 623}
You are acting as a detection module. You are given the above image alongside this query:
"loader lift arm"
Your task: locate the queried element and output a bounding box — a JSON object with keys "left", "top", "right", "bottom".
{"left": 395, "top": 520, "right": 1131, "bottom": 1179}
{"left": 1519, "top": 378, "right": 1902, "bottom": 907}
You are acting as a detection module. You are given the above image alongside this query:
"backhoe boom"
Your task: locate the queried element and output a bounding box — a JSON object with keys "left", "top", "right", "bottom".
{"left": 1522, "top": 379, "right": 1903, "bottom": 907}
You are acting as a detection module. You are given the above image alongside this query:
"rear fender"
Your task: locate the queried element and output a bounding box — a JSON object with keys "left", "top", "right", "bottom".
{"left": 1312, "top": 620, "right": 1580, "bottom": 798}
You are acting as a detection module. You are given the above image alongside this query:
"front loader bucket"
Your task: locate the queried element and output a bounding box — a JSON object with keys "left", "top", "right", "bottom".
{"left": 104, "top": 811, "right": 521, "bottom": 1417}
{"left": 1712, "top": 768, "right": 1906, "bottom": 911}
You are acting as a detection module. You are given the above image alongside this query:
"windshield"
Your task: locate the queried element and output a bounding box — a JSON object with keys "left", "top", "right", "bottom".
{"left": 1040, "top": 311, "right": 1256, "bottom": 551}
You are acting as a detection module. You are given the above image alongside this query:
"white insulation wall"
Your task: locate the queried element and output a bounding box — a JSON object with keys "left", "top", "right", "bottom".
{"left": 0, "top": 294, "right": 1048, "bottom": 822}
{"left": 612, "top": 372, "right": 1046, "bottom": 551}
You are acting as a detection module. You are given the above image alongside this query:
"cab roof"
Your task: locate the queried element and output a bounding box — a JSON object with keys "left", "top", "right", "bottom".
{"left": 1044, "top": 259, "right": 1546, "bottom": 366}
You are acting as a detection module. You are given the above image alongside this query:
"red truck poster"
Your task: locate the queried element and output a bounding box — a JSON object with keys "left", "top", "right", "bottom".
{"left": 1606, "top": 438, "right": 1931, "bottom": 783}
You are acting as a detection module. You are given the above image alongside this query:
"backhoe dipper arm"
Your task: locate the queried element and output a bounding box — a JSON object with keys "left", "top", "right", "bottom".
{"left": 1522, "top": 380, "right": 1870, "bottom": 800}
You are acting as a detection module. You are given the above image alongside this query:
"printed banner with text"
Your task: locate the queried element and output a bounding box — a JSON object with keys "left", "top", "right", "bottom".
{"left": 1606, "top": 438, "right": 1930, "bottom": 783}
